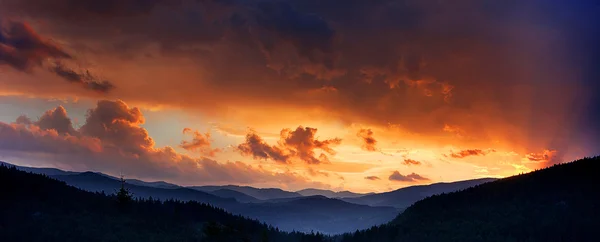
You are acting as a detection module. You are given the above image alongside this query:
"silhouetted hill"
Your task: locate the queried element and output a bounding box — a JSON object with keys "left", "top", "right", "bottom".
{"left": 209, "top": 189, "right": 261, "bottom": 203}
{"left": 0, "top": 161, "right": 79, "bottom": 176}
{"left": 342, "top": 178, "right": 496, "bottom": 209}
{"left": 191, "top": 185, "right": 302, "bottom": 200}
{"left": 296, "top": 188, "right": 370, "bottom": 198}
{"left": 125, "top": 179, "right": 181, "bottom": 189}
{"left": 0, "top": 164, "right": 330, "bottom": 242}
{"left": 232, "top": 195, "right": 398, "bottom": 234}
{"left": 0, "top": 162, "right": 397, "bottom": 234}
{"left": 340, "top": 157, "right": 600, "bottom": 242}
{"left": 51, "top": 172, "right": 237, "bottom": 208}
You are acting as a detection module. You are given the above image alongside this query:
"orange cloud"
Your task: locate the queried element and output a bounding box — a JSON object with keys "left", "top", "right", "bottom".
{"left": 388, "top": 171, "right": 429, "bottom": 182}
{"left": 0, "top": 100, "right": 330, "bottom": 189}
{"left": 402, "top": 159, "right": 422, "bottom": 166}
{"left": 180, "top": 128, "right": 222, "bottom": 157}
{"left": 237, "top": 132, "right": 290, "bottom": 163}
{"left": 237, "top": 126, "right": 342, "bottom": 164}
{"left": 280, "top": 127, "right": 342, "bottom": 164}
{"left": 357, "top": 128, "right": 377, "bottom": 152}
{"left": 237, "top": 127, "right": 341, "bottom": 164}
{"left": 526, "top": 150, "right": 561, "bottom": 166}
{"left": 0, "top": 0, "right": 596, "bottom": 173}
{"left": 364, "top": 176, "right": 380, "bottom": 181}
{"left": 446, "top": 149, "right": 496, "bottom": 159}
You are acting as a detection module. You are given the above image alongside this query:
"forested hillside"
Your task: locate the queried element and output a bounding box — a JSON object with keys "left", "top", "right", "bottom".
{"left": 340, "top": 157, "right": 599, "bottom": 242}
{"left": 0, "top": 164, "right": 329, "bottom": 242}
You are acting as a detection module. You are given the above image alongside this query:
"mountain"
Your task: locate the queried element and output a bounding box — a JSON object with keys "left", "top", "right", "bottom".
{"left": 1, "top": 162, "right": 398, "bottom": 234}
{"left": 50, "top": 172, "right": 237, "bottom": 208}
{"left": 230, "top": 195, "right": 398, "bottom": 234}
{"left": 0, "top": 163, "right": 328, "bottom": 242}
{"left": 0, "top": 161, "right": 79, "bottom": 176}
{"left": 208, "top": 188, "right": 261, "bottom": 203}
{"left": 296, "top": 188, "right": 370, "bottom": 198}
{"left": 342, "top": 178, "right": 497, "bottom": 209}
{"left": 125, "top": 179, "right": 180, "bottom": 189}
{"left": 191, "top": 185, "right": 302, "bottom": 200}
{"left": 340, "top": 157, "right": 600, "bottom": 242}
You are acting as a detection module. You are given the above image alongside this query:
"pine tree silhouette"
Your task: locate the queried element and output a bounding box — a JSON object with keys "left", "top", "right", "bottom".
{"left": 116, "top": 174, "right": 133, "bottom": 208}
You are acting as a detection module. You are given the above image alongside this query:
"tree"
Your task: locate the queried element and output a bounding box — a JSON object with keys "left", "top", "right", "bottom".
{"left": 116, "top": 175, "right": 133, "bottom": 208}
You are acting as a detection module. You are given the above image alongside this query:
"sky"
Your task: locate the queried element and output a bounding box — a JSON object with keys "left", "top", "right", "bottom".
{"left": 0, "top": 0, "right": 599, "bottom": 193}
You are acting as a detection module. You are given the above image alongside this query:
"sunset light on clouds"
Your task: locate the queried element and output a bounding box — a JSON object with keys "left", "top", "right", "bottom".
{"left": 1, "top": 0, "right": 599, "bottom": 194}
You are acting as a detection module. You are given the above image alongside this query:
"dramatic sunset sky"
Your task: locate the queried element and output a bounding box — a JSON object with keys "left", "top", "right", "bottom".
{"left": 0, "top": 0, "right": 599, "bottom": 193}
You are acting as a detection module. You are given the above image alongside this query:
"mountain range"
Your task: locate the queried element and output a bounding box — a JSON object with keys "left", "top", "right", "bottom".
{"left": 339, "top": 157, "right": 599, "bottom": 242}
{"left": 0, "top": 161, "right": 495, "bottom": 234}
{"left": 2, "top": 157, "right": 598, "bottom": 241}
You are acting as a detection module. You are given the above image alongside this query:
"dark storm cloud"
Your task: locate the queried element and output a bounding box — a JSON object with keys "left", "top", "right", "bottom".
{"left": 0, "top": 19, "right": 71, "bottom": 70}
{"left": 50, "top": 63, "right": 115, "bottom": 93}
{"left": 0, "top": 19, "right": 115, "bottom": 92}
{"left": 1, "top": 0, "right": 599, "bottom": 158}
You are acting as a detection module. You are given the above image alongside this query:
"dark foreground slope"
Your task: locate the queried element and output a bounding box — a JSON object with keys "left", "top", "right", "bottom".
{"left": 340, "top": 157, "right": 600, "bottom": 242}
{"left": 0, "top": 165, "right": 329, "bottom": 242}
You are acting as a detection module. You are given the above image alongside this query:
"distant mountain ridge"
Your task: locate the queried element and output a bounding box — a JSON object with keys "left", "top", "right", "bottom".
{"left": 341, "top": 178, "right": 497, "bottom": 209}
{"left": 296, "top": 188, "right": 372, "bottom": 198}
{"left": 1, "top": 161, "right": 399, "bottom": 234}
{"left": 191, "top": 185, "right": 302, "bottom": 200}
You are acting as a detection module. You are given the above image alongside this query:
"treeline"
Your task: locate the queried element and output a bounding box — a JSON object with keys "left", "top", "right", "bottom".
{"left": 339, "top": 156, "right": 600, "bottom": 242}
{"left": 0, "top": 164, "right": 330, "bottom": 242}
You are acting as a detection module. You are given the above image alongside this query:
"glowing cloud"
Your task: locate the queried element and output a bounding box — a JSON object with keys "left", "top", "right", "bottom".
{"left": 180, "top": 128, "right": 222, "bottom": 157}
{"left": 388, "top": 171, "right": 429, "bottom": 182}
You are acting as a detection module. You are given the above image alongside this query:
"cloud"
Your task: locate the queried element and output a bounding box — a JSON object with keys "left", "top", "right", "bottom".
{"left": 526, "top": 149, "right": 562, "bottom": 166}
{"left": 237, "top": 126, "right": 341, "bottom": 164}
{"left": 0, "top": 100, "right": 328, "bottom": 189}
{"left": 0, "top": 19, "right": 70, "bottom": 70}
{"left": 279, "top": 126, "right": 342, "bottom": 164}
{"left": 402, "top": 159, "right": 422, "bottom": 166}
{"left": 446, "top": 149, "right": 496, "bottom": 159}
{"left": 78, "top": 100, "right": 154, "bottom": 154}
{"left": 180, "top": 128, "right": 222, "bottom": 157}
{"left": 0, "top": 122, "right": 102, "bottom": 154}
{"left": 237, "top": 132, "right": 290, "bottom": 163}
{"left": 255, "top": 1, "right": 336, "bottom": 67}
{"left": 364, "top": 176, "right": 380, "bottom": 181}
{"left": 1, "top": 0, "right": 598, "bottom": 160}
{"left": 0, "top": 19, "right": 114, "bottom": 93}
{"left": 388, "top": 171, "right": 429, "bottom": 182}
{"left": 357, "top": 128, "right": 377, "bottom": 151}
{"left": 307, "top": 167, "right": 329, "bottom": 177}
{"left": 49, "top": 63, "right": 115, "bottom": 93}
{"left": 36, "top": 106, "right": 77, "bottom": 135}
{"left": 3, "top": 0, "right": 172, "bottom": 19}
{"left": 15, "top": 115, "right": 33, "bottom": 125}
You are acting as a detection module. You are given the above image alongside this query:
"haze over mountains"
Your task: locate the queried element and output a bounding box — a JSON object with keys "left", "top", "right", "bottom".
{"left": 341, "top": 178, "right": 497, "bottom": 209}
{"left": 3, "top": 157, "right": 598, "bottom": 241}
{"left": 0, "top": 161, "right": 493, "bottom": 234}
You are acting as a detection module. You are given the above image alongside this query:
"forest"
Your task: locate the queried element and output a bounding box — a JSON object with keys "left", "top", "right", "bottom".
{"left": 1, "top": 156, "right": 599, "bottom": 241}
{"left": 339, "top": 157, "right": 599, "bottom": 242}
{"left": 0, "top": 164, "right": 328, "bottom": 242}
